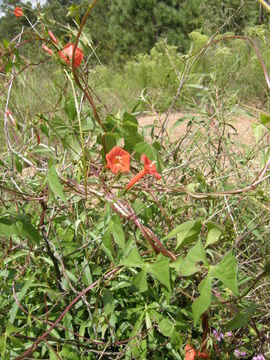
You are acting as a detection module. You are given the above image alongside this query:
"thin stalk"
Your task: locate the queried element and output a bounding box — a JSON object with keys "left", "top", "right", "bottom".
{"left": 71, "top": 0, "right": 107, "bottom": 134}
{"left": 258, "top": 0, "right": 270, "bottom": 13}
{"left": 65, "top": 69, "right": 88, "bottom": 196}
{"left": 16, "top": 267, "right": 121, "bottom": 360}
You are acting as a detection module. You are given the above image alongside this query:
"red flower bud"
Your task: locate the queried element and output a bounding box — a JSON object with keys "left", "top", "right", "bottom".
{"left": 48, "top": 30, "right": 59, "bottom": 45}
{"left": 58, "top": 43, "right": 84, "bottom": 68}
{"left": 14, "top": 7, "right": 23, "bottom": 17}
{"left": 42, "top": 44, "right": 54, "bottom": 56}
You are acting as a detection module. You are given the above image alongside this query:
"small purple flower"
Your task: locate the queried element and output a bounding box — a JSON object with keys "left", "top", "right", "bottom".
{"left": 226, "top": 331, "right": 233, "bottom": 337}
{"left": 213, "top": 329, "right": 224, "bottom": 342}
{"left": 252, "top": 355, "right": 265, "bottom": 360}
{"left": 234, "top": 349, "right": 247, "bottom": 358}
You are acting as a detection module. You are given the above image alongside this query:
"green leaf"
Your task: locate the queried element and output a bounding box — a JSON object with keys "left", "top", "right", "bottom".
{"left": 50, "top": 350, "right": 59, "bottom": 360}
{"left": 124, "top": 133, "right": 144, "bottom": 154}
{"left": 82, "top": 258, "right": 93, "bottom": 286}
{"left": 180, "top": 240, "right": 208, "bottom": 276}
{"left": 51, "top": 116, "right": 69, "bottom": 137}
{"left": 102, "top": 228, "right": 115, "bottom": 261}
{"left": 0, "top": 335, "right": 6, "bottom": 358}
{"left": 0, "top": 216, "right": 39, "bottom": 244}
{"left": 19, "top": 219, "right": 40, "bottom": 244}
{"left": 123, "top": 112, "right": 138, "bottom": 134}
{"left": 169, "top": 256, "right": 183, "bottom": 273}
{"left": 176, "top": 220, "right": 202, "bottom": 249}
{"left": 6, "top": 322, "right": 18, "bottom": 336}
{"left": 2, "top": 38, "right": 9, "bottom": 49}
{"left": 47, "top": 158, "right": 67, "bottom": 204}
{"left": 225, "top": 303, "right": 257, "bottom": 331}
{"left": 259, "top": 113, "right": 270, "bottom": 129}
{"left": 5, "top": 60, "right": 13, "bottom": 74}
{"left": 121, "top": 247, "right": 145, "bottom": 268}
{"left": 212, "top": 252, "right": 239, "bottom": 295}
{"left": 192, "top": 275, "right": 212, "bottom": 326}
{"left": 131, "top": 338, "right": 147, "bottom": 358}
{"left": 15, "top": 156, "right": 22, "bottom": 174}
{"left": 134, "top": 141, "right": 161, "bottom": 172}
{"left": 64, "top": 99, "right": 77, "bottom": 121}
{"left": 0, "top": 218, "right": 18, "bottom": 237}
{"left": 40, "top": 123, "right": 49, "bottom": 137}
{"left": 134, "top": 141, "right": 156, "bottom": 158}
{"left": 103, "top": 132, "right": 121, "bottom": 153}
{"left": 133, "top": 268, "right": 148, "bottom": 292}
{"left": 158, "top": 318, "right": 175, "bottom": 337}
{"left": 60, "top": 346, "right": 79, "bottom": 359}
{"left": 148, "top": 254, "right": 171, "bottom": 291}
{"left": 9, "top": 276, "right": 34, "bottom": 323}
{"left": 163, "top": 220, "right": 201, "bottom": 248}
{"left": 81, "top": 116, "right": 94, "bottom": 131}
{"left": 65, "top": 269, "right": 77, "bottom": 283}
{"left": 205, "top": 222, "right": 224, "bottom": 248}
{"left": 65, "top": 134, "right": 81, "bottom": 158}
{"left": 145, "top": 311, "right": 154, "bottom": 341}
{"left": 172, "top": 115, "right": 192, "bottom": 129}
{"left": 103, "top": 289, "right": 115, "bottom": 315}
{"left": 110, "top": 216, "right": 126, "bottom": 253}
{"left": 251, "top": 123, "right": 265, "bottom": 143}
{"left": 8, "top": 335, "right": 24, "bottom": 348}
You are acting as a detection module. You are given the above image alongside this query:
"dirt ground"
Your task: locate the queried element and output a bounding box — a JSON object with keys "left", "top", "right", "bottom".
{"left": 138, "top": 111, "right": 257, "bottom": 145}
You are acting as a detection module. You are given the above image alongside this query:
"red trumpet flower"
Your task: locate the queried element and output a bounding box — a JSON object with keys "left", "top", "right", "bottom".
{"left": 185, "top": 345, "right": 197, "bottom": 360}
{"left": 126, "top": 154, "right": 161, "bottom": 190}
{"left": 14, "top": 7, "right": 23, "bottom": 17}
{"left": 58, "top": 43, "right": 84, "bottom": 68}
{"left": 105, "top": 146, "right": 130, "bottom": 174}
{"left": 185, "top": 344, "right": 211, "bottom": 360}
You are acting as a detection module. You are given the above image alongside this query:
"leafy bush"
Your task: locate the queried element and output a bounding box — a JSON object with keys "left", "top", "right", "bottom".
{"left": 0, "top": 3, "right": 270, "bottom": 360}
{"left": 89, "top": 27, "right": 270, "bottom": 113}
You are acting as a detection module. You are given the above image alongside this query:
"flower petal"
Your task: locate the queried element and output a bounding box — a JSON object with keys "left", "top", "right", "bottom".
{"left": 48, "top": 30, "right": 58, "bottom": 45}
{"left": 14, "top": 7, "right": 23, "bottom": 17}
{"left": 141, "top": 154, "right": 161, "bottom": 179}
{"left": 185, "top": 345, "right": 197, "bottom": 360}
{"left": 58, "top": 43, "right": 84, "bottom": 68}
{"left": 106, "top": 146, "right": 131, "bottom": 174}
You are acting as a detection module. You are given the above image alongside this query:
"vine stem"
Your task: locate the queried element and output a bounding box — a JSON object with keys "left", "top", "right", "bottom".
{"left": 65, "top": 69, "right": 88, "bottom": 195}
{"left": 71, "top": 0, "right": 107, "bottom": 134}
{"left": 16, "top": 267, "right": 121, "bottom": 360}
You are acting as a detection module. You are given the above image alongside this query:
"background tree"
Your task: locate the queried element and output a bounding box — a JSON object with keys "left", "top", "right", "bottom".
{"left": 0, "top": 0, "right": 35, "bottom": 40}
{"left": 201, "top": 0, "right": 270, "bottom": 34}
{"left": 108, "top": 0, "right": 202, "bottom": 60}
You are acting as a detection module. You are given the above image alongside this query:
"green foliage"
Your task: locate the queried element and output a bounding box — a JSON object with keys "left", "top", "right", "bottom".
{"left": 89, "top": 30, "right": 270, "bottom": 112}
{"left": 192, "top": 274, "right": 212, "bottom": 325}
{"left": 211, "top": 251, "right": 239, "bottom": 296}
{"left": 0, "top": 1, "right": 269, "bottom": 358}
{"left": 47, "top": 158, "right": 67, "bottom": 204}
{"left": 225, "top": 303, "right": 257, "bottom": 331}
{"left": 108, "top": 0, "right": 202, "bottom": 60}
{"left": 201, "top": 0, "right": 270, "bottom": 35}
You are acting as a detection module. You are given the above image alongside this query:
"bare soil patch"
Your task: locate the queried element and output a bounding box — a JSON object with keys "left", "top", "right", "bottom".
{"left": 138, "top": 111, "right": 257, "bottom": 145}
